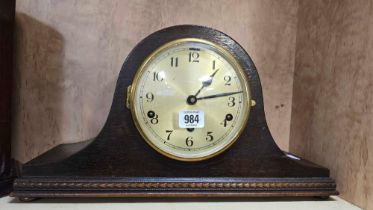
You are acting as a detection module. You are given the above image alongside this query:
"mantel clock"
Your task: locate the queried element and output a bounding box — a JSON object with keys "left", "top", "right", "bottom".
{"left": 13, "top": 25, "right": 337, "bottom": 200}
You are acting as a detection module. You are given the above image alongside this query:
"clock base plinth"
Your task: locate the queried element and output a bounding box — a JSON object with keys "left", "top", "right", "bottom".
{"left": 13, "top": 177, "right": 337, "bottom": 199}
{"left": 12, "top": 140, "right": 338, "bottom": 200}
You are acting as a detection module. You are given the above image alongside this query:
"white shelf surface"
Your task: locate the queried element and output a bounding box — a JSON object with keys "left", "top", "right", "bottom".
{"left": 0, "top": 196, "right": 361, "bottom": 210}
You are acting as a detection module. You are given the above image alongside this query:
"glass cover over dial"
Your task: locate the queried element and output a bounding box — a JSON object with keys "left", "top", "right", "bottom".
{"left": 129, "top": 38, "right": 251, "bottom": 161}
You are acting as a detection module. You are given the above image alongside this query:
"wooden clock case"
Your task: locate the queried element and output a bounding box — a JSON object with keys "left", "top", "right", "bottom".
{"left": 12, "top": 25, "right": 337, "bottom": 200}
{"left": 0, "top": 0, "right": 16, "bottom": 197}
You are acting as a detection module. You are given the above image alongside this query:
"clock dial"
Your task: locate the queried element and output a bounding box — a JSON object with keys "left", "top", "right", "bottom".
{"left": 130, "top": 38, "right": 251, "bottom": 161}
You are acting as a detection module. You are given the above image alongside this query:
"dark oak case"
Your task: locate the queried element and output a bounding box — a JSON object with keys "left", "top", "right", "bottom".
{"left": 0, "top": 0, "right": 16, "bottom": 197}
{"left": 12, "top": 25, "right": 337, "bottom": 200}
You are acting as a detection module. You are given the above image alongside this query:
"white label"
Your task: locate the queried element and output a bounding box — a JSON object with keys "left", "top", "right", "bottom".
{"left": 179, "top": 110, "right": 205, "bottom": 128}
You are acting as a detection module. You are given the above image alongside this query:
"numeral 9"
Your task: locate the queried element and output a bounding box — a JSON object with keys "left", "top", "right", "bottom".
{"left": 146, "top": 92, "right": 154, "bottom": 102}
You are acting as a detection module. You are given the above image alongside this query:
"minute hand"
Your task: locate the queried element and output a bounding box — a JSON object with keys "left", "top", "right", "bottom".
{"left": 196, "top": 91, "right": 243, "bottom": 100}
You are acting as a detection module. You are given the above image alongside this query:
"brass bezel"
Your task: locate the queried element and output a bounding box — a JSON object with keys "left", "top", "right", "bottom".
{"left": 128, "top": 38, "right": 251, "bottom": 162}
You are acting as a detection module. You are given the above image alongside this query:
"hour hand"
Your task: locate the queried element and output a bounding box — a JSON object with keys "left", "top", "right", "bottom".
{"left": 194, "top": 69, "right": 220, "bottom": 97}
{"left": 197, "top": 91, "right": 243, "bottom": 100}
{"left": 202, "top": 68, "right": 220, "bottom": 87}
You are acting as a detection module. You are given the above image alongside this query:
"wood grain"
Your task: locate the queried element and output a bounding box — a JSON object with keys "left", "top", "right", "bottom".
{"left": 290, "top": 0, "right": 373, "bottom": 209}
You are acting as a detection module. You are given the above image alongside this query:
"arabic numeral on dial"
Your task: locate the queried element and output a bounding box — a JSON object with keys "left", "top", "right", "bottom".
{"left": 153, "top": 72, "right": 164, "bottom": 82}
{"left": 185, "top": 136, "right": 193, "bottom": 147}
{"left": 224, "top": 75, "right": 231, "bottom": 86}
{"left": 150, "top": 115, "right": 159, "bottom": 124}
{"left": 188, "top": 52, "right": 199, "bottom": 63}
{"left": 145, "top": 92, "right": 154, "bottom": 102}
{"left": 165, "top": 130, "right": 173, "bottom": 140}
{"left": 170, "top": 57, "right": 178, "bottom": 67}
{"left": 206, "top": 131, "right": 214, "bottom": 142}
{"left": 228, "top": 96, "right": 235, "bottom": 107}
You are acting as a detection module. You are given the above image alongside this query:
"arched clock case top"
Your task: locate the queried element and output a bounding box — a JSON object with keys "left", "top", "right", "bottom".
{"left": 12, "top": 25, "right": 337, "bottom": 200}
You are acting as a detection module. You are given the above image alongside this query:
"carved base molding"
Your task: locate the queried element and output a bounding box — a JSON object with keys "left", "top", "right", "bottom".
{"left": 12, "top": 177, "right": 337, "bottom": 199}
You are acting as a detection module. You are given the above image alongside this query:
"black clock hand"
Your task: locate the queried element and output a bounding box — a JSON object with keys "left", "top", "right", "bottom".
{"left": 196, "top": 90, "right": 243, "bottom": 100}
{"left": 193, "top": 69, "right": 220, "bottom": 97}
{"left": 187, "top": 69, "right": 220, "bottom": 105}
